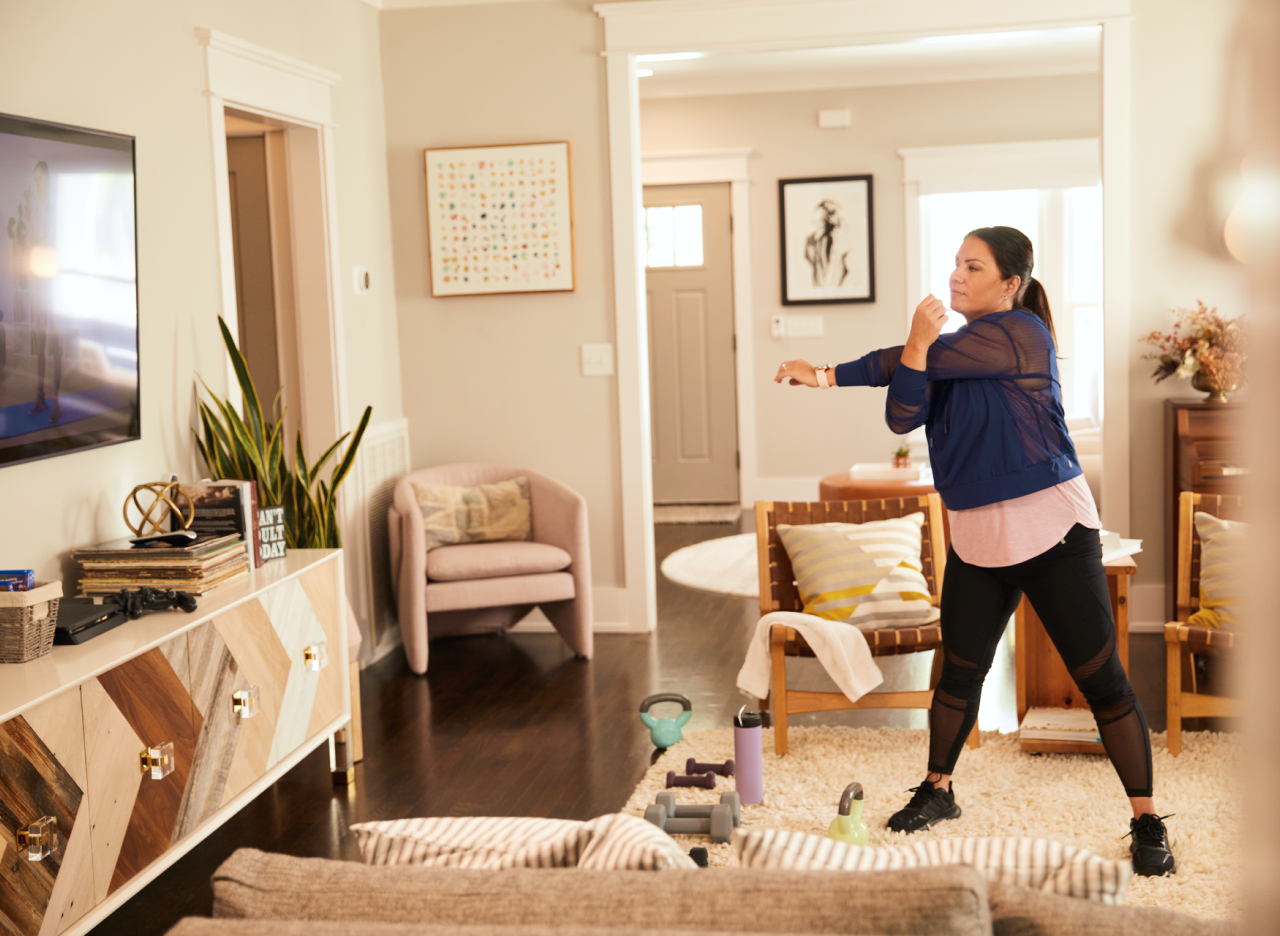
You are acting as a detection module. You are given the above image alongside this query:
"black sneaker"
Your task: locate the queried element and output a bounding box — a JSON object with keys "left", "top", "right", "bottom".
{"left": 1128, "top": 813, "right": 1176, "bottom": 877}
{"left": 887, "top": 780, "right": 961, "bottom": 833}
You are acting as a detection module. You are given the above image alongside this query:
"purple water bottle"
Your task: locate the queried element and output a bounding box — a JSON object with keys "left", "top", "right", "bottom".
{"left": 734, "top": 706, "right": 764, "bottom": 804}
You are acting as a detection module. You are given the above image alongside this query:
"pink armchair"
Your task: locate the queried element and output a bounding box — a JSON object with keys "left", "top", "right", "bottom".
{"left": 388, "top": 464, "right": 594, "bottom": 674}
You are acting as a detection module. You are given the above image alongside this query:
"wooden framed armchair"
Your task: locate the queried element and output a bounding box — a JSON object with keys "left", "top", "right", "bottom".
{"left": 1165, "top": 491, "right": 1244, "bottom": 754}
{"left": 756, "top": 495, "right": 978, "bottom": 756}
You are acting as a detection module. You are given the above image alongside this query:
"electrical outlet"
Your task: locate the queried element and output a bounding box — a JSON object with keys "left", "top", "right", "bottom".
{"left": 581, "top": 343, "right": 614, "bottom": 376}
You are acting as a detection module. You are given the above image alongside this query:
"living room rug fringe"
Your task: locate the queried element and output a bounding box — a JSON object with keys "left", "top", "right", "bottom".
{"left": 622, "top": 726, "right": 1240, "bottom": 920}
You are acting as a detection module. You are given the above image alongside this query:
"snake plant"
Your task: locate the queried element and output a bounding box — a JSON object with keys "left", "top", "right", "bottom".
{"left": 195, "top": 316, "right": 372, "bottom": 549}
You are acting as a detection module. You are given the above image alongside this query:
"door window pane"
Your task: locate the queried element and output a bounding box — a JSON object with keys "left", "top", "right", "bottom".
{"left": 1068, "top": 185, "right": 1103, "bottom": 305}
{"left": 645, "top": 205, "right": 703, "bottom": 268}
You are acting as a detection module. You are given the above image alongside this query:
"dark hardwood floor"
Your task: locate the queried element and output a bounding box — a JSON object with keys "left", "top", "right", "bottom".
{"left": 92, "top": 514, "right": 1176, "bottom": 936}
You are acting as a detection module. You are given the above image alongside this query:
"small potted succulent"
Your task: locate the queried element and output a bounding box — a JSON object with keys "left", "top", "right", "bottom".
{"left": 892, "top": 445, "right": 912, "bottom": 469}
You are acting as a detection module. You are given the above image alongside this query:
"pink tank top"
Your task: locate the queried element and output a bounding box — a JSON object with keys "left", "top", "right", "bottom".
{"left": 947, "top": 474, "right": 1101, "bottom": 568}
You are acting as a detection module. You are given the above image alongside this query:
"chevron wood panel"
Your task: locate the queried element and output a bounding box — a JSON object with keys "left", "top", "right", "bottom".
{"left": 81, "top": 680, "right": 142, "bottom": 906}
{"left": 211, "top": 599, "right": 290, "bottom": 808}
{"left": 93, "top": 643, "right": 199, "bottom": 894}
{"left": 260, "top": 578, "right": 327, "bottom": 764}
{"left": 21, "top": 691, "right": 94, "bottom": 936}
{"left": 0, "top": 691, "right": 85, "bottom": 936}
{"left": 175, "top": 624, "right": 248, "bottom": 837}
{"left": 298, "top": 563, "right": 344, "bottom": 738}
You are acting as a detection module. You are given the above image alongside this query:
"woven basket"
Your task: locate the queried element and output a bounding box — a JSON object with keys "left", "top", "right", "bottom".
{"left": 0, "top": 581, "right": 63, "bottom": 663}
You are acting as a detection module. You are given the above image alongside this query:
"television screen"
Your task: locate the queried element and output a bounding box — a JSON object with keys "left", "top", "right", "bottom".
{"left": 0, "top": 112, "right": 138, "bottom": 469}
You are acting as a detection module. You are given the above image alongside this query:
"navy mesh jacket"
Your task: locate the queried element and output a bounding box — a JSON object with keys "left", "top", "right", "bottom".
{"left": 832, "top": 308, "right": 1083, "bottom": 510}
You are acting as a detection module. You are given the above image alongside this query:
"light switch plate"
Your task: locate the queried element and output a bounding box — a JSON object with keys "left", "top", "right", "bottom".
{"left": 581, "top": 343, "right": 614, "bottom": 376}
{"left": 818, "top": 109, "right": 852, "bottom": 129}
{"left": 770, "top": 316, "right": 786, "bottom": 339}
{"left": 786, "top": 313, "right": 825, "bottom": 337}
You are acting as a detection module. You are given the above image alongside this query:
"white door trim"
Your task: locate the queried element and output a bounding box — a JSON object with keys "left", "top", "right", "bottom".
{"left": 598, "top": 0, "right": 1134, "bottom": 631}
{"left": 196, "top": 28, "right": 373, "bottom": 625}
{"left": 641, "top": 149, "right": 759, "bottom": 508}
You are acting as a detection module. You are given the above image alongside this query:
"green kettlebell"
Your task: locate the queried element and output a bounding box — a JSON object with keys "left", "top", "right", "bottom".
{"left": 639, "top": 693, "right": 692, "bottom": 749}
{"left": 827, "top": 781, "right": 869, "bottom": 846}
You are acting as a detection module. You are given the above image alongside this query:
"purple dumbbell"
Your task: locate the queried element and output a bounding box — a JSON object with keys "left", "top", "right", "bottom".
{"left": 666, "top": 770, "right": 716, "bottom": 790}
{"left": 687, "top": 758, "right": 734, "bottom": 778}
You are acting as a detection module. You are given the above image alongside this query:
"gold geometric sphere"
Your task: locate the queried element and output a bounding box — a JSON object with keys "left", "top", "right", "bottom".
{"left": 124, "top": 481, "right": 195, "bottom": 537}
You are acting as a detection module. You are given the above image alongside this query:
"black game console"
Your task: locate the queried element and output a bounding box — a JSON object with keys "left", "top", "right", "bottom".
{"left": 54, "top": 588, "right": 199, "bottom": 645}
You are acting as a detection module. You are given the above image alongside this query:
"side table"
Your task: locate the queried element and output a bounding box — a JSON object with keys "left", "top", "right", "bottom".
{"left": 1015, "top": 555, "right": 1137, "bottom": 754}
{"left": 818, "top": 471, "right": 949, "bottom": 540}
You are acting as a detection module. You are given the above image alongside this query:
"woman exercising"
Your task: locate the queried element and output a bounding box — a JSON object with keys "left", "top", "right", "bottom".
{"left": 774, "top": 226, "right": 1174, "bottom": 877}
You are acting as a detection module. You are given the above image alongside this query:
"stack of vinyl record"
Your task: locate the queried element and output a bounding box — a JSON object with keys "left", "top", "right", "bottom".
{"left": 71, "top": 533, "right": 250, "bottom": 597}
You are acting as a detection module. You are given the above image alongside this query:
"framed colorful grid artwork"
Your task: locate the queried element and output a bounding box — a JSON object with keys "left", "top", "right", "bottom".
{"left": 424, "top": 141, "right": 576, "bottom": 297}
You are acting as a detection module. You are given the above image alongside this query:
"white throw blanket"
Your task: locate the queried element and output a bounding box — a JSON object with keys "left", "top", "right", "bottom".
{"left": 736, "top": 611, "right": 884, "bottom": 704}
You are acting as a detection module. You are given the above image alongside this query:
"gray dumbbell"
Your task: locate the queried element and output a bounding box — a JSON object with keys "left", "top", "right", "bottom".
{"left": 645, "top": 791, "right": 742, "bottom": 844}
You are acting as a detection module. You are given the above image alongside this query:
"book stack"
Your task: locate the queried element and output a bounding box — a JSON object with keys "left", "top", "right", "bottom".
{"left": 1018, "top": 706, "right": 1102, "bottom": 744}
{"left": 71, "top": 533, "right": 250, "bottom": 597}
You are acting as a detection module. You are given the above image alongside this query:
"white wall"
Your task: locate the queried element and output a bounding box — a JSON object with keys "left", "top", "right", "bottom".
{"left": 640, "top": 74, "right": 1101, "bottom": 482}
{"left": 1127, "top": 0, "right": 1248, "bottom": 590}
{"left": 380, "top": 0, "right": 625, "bottom": 588}
{"left": 0, "top": 0, "right": 402, "bottom": 586}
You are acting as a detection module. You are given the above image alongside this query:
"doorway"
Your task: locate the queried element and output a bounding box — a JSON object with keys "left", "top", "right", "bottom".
{"left": 643, "top": 182, "right": 739, "bottom": 505}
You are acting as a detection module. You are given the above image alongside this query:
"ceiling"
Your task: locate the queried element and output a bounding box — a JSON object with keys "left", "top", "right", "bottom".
{"left": 637, "top": 26, "right": 1101, "bottom": 100}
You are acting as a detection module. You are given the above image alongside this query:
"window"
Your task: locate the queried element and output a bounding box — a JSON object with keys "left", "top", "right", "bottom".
{"left": 918, "top": 184, "right": 1103, "bottom": 421}
{"left": 643, "top": 204, "right": 703, "bottom": 268}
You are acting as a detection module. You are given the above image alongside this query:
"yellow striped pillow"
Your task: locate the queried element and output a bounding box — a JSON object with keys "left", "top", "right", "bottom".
{"left": 1188, "top": 511, "right": 1246, "bottom": 629}
{"left": 776, "top": 513, "right": 938, "bottom": 629}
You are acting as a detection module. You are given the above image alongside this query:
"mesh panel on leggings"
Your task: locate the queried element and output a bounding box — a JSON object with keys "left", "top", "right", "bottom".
{"left": 928, "top": 685, "right": 978, "bottom": 775}
{"left": 1069, "top": 639, "right": 1153, "bottom": 798}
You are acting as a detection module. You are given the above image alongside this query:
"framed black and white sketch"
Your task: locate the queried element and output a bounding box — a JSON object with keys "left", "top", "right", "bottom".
{"left": 778, "top": 174, "right": 874, "bottom": 305}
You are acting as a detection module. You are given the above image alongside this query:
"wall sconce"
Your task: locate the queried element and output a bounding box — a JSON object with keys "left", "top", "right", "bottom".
{"left": 140, "top": 742, "right": 174, "bottom": 780}
{"left": 16, "top": 816, "right": 57, "bottom": 860}
{"left": 232, "top": 686, "right": 260, "bottom": 725}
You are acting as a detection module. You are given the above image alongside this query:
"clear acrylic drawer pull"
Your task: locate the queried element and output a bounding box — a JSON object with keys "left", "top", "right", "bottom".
{"left": 232, "top": 686, "right": 260, "bottom": 724}
{"left": 303, "top": 642, "right": 329, "bottom": 672}
{"left": 140, "top": 742, "right": 174, "bottom": 779}
{"left": 17, "top": 816, "right": 57, "bottom": 860}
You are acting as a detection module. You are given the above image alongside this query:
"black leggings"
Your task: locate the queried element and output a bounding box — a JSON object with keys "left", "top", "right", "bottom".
{"left": 929, "top": 523, "right": 1153, "bottom": 798}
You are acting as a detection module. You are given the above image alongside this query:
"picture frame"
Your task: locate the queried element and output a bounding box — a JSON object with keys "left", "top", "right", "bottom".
{"left": 423, "top": 140, "right": 576, "bottom": 297}
{"left": 778, "top": 174, "right": 874, "bottom": 305}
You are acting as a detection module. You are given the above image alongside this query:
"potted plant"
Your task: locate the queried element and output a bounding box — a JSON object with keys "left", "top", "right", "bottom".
{"left": 194, "top": 317, "right": 371, "bottom": 549}
{"left": 1140, "top": 301, "right": 1245, "bottom": 404}
{"left": 892, "top": 445, "right": 912, "bottom": 469}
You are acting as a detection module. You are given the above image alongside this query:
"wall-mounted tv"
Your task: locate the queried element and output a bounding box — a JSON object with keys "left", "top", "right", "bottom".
{"left": 0, "top": 112, "right": 138, "bottom": 469}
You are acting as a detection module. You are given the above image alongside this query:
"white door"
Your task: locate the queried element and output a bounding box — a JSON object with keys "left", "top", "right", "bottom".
{"left": 644, "top": 183, "right": 738, "bottom": 504}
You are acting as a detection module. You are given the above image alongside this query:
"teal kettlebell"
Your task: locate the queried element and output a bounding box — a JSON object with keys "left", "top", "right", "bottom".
{"left": 639, "top": 693, "right": 692, "bottom": 749}
{"left": 827, "top": 781, "right": 869, "bottom": 846}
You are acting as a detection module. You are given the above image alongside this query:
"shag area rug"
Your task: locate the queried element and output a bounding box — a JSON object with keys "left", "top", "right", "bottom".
{"left": 660, "top": 532, "right": 758, "bottom": 597}
{"left": 623, "top": 726, "right": 1241, "bottom": 920}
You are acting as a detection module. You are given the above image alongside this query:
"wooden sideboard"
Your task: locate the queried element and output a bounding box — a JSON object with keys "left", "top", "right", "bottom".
{"left": 1163, "top": 400, "right": 1245, "bottom": 620}
{"left": 0, "top": 550, "right": 350, "bottom": 936}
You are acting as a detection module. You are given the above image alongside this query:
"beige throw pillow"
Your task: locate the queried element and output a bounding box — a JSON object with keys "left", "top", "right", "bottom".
{"left": 412, "top": 477, "right": 533, "bottom": 551}
{"left": 776, "top": 513, "right": 939, "bottom": 629}
{"left": 732, "top": 829, "right": 1131, "bottom": 905}
{"left": 1189, "top": 511, "right": 1246, "bottom": 629}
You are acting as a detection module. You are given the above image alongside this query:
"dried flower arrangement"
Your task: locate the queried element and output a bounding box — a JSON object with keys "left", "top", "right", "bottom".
{"left": 1140, "top": 301, "right": 1245, "bottom": 402}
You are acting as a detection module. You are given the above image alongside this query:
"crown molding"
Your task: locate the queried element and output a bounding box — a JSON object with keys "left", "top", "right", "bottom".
{"left": 195, "top": 28, "right": 340, "bottom": 87}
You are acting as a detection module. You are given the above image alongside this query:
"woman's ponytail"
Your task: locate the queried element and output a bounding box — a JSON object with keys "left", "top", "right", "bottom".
{"left": 1020, "top": 276, "right": 1057, "bottom": 350}
{"left": 967, "top": 226, "right": 1058, "bottom": 351}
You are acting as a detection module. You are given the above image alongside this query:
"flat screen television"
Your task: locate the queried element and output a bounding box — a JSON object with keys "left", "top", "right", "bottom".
{"left": 0, "top": 112, "right": 138, "bottom": 469}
